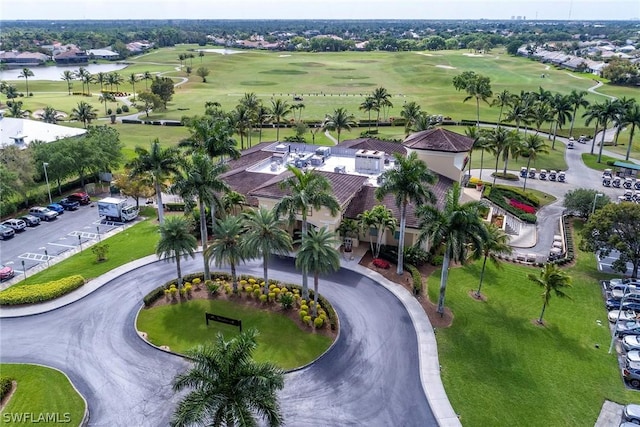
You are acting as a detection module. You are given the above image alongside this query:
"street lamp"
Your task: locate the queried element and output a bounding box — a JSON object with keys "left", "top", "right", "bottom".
{"left": 591, "top": 192, "right": 604, "bottom": 216}
{"left": 43, "top": 162, "right": 52, "bottom": 205}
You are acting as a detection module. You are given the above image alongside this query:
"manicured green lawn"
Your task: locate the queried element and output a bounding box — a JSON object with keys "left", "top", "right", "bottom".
{"left": 16, "top": 212, "right": 159, "bottom": 286}
{"left": 428, "top": 221, "right": 640, "bottom": 427}
{"left": 0, "top": 364, "right": 86, "bottom": 427}
{"left": 581, "top": 153, "right": 619, "bottom": 172}
{"left": 137, "top": 298, "right": 333, "bottom": 370}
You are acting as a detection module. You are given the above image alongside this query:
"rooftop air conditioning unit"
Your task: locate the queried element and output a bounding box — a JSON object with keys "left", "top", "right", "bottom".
{"left": 334, "top": 165, "right": 346, "bottom": 174}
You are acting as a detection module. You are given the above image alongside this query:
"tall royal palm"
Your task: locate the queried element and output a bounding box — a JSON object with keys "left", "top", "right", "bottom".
{"left": 371, "top": 86, "right": 392, "bottom": 129}
{"left": 359, "top": 96, "right": 378, "bottom": 132}
{"left": 466, "top": 75, "right": 493, "bottom": 125}
{"left": 323, "top": 107, "right": 356, "bottom": 144}
{"left": 274, "top": 166, "right": 340, "bottom": 299}
{"left": 550, "top": 93, "right": 572, "bottom": 150}
{"left": 243, "top": 207, "right": 293, "bottom": 295}
{"left": 357, "top": 205, "right": 397, "bottom": 259}
{"left": 18, "top": 67, "right": 34, "bottom": 96}
{"left": 172, "top": 153, "right": 229, "bottom": 281}
{"left": 464, "top": 126, "right": 481, "bottom": 177}
{"left": 143, "top": 71, "right": 152, "bottom": 90}
{"left": 127, "top": 139, "right": 181, "bottom": 224}
{"left": 240, "top": 92, "right": 260, "bottom": 148}
{"left": 230, "top": 104, "right": 251, "bottom": 150}
{"left": 624, "top": 104, "right": 640, "bottom": 161}
{"left": 400, "top": 102, "right": 422, "bottom": 137}
{"left": 473, "top": 130, "right": 491, "bottom": 180}
{"left": 527, "top": 263, "right": 572, "bottom": 325}
{"left": 417, "top": 183, "right": 488, "bottom": 315}
{"left": 612, "top": 97, "right": 636, "bottom": 146}
{"left": 567, "top": 90, "right": 590, "bottom": 138}
{"left": 128, "top": 73, "right": 138, "bottom": 101}
{"left": 156, "top": 215, "right": 197, "bottom": 287}
{"left": 61, "top": 70, "right": 75, "bottom": 96}
{"left": 481, "top": 126, "right": 515, "bottom": 185}
{"left": 95, "top": 72, "right": 107, "bottom": 93}
{"left": 269, "top": 98, "right": 291, "bottom": 141}
{"left": 295, "top": 226, "right": 341, "bottom": 317}
{"left": 206, "top": 215, "right": 247, "bottom": 293}
{"left": 376, "top": 152, "right": 436, "bottom": 275}
{"left": 521, "top": 134, "right": 548, "bottom": 191}
{"left": 171, "top": 329, "right": 284, "bottom": 427}
{"left": 70, "top": 101, "right": 98, "bottom": 128}
{"left": 593, "top": 99, "right": 620, "bottom": 163}
{"left": 75, "top": 67, "right": 89, "bottom": 96}
{"left": 475, "top": 223, "right": 512, "bottom": 298}
{"left": 491, "top": 89, "right": 515, "bottom": 124}
{"left": 583, "top": 102, "right": 605, "bottom": 155}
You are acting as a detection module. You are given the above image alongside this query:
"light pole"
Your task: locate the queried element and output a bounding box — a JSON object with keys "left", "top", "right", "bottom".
{"left": 21, "top": 260, "right": 26, "bottom": 280}
{"left": 591, "top": 192, "right": 604, "bottom": 216}
{"left": 43, "top": 162, "right": 52, "bottom": 204}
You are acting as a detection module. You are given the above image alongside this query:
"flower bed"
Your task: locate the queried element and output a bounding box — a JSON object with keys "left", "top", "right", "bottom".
{"left": 509, "top": 199, "right": 536, "bottom": 214}
{"left": 372, "top": 258, "right": 390, "bottom": 269}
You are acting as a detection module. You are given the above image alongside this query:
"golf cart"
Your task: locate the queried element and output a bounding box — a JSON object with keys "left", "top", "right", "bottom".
{"left": 549, "top": 170, "right": 557, "bottom": 181}
{"left": 528, "top": 168, "right": 537, "bottom": 179}
{"left": 520, "top": 167, "right": 528, "bottom": 178}
{"left": 539, "top": 169, "right": 548, "bottom": 180}
{"left": 603, "top": 177, "right": 612, "bottom": 187}
{"left": 625, "top": 178, "right": 634, "bottom": 189}
{"left": 558, "top": 171, "right": 566, "bottom": 182}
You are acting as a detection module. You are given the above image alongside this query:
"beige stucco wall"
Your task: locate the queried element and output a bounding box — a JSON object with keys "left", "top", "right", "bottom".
{"left": 407, "top": 148, "right": 466, "bottom": 183}
{"left": 256, "top": 196, "right": 341, "bottom": 234}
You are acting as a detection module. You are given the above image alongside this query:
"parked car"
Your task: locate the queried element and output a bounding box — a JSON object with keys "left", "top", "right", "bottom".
{"left": 607, "top": 299, "right": 640, "bottom": 311}
{"left": 58, "top": 198, "right": 80, "bottom": 211}
{"left": 0, "top": 224, "right": 15, "bottom": 240}
{"left": 609, "top": 310, "right": 639, "bottom": 323}
{"left": 19, "top": 214, "right": 41, "bottom": 227}
{"left": 1, "top": 218, "right": 26, "bottom": 232}
{"left": 67, "top": 192, "right": 91, "bottom": 205}
{"left": 609, "top": 278, "right": 640, "bottom": 288}
{"left": 623, "top": 404, "right": 640, "bottom": 423}
{"left": 608, "top": 284, "right": 640, "bottom": 300}
{"left": 623, "top": 335, "right": 640, "bottom": 352}
{"left": 29, "top": 207, "right": 58, "bottom": 221}
{"left": 47, "top": 203, "right": 65, "bottom": 215}
{"left": 615, "top": 321, "right": 640, "bottom": 337}
{"left": 0, "top": 264, "right": 15, "bottom": 281}
{"left": 623, "top": 360, "right": 640, "bottom": 388}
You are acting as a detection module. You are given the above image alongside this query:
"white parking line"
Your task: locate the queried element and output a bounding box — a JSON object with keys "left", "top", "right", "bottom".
{"left": 68, "top": 231, "right": 98, "bottom": 239}
{"left": 48, "top": 242, "right": 76, "bottom": 248}
{"left": 18, "top": 253, "right": 51, "bottom": 261}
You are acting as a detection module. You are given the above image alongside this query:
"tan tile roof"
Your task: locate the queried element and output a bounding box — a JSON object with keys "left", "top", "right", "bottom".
{"left": 403, "top": 128, "right": 474, "bottom": 153}
{"left": 221, "top": 170, "right": 275, "bottom": 206}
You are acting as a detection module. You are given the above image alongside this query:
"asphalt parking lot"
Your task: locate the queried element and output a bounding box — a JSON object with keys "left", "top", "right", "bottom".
{"left": 598, "top": 249, "right": 635, "bottom": 275}
{"left": 0, "top": 200, "right": 135, "bottom": 280}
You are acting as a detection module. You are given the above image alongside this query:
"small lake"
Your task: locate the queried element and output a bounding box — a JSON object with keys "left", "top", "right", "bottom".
{"left": 0, "top": 63, "right": 129, "bottom": 81}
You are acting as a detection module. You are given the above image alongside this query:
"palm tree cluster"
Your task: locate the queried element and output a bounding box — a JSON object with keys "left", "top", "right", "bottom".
{"left": 583, "top": 97, "right": 640, "bottom": 162}
{"left": 359, "top": 86, "right": 393, "bottom": 130}
{"left": 60, "top": 68, "right": 143, "bottom": 97}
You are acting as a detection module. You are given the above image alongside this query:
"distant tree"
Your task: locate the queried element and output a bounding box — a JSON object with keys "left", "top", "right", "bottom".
{"left": 323, "top": 107, "right": 356, "bottom": 144}
{"left": 112, "top": 170, "right": 154, "bottom": 209}
{"left": 567, "top": 90, "right": 589, "bottom": 138}
{"left": 143, "top": 71, "right": 152, "bottom": 90}
{"left": 156, "top": 215, "right": 197, "bottom": 288}
{"left": 371, "top": 86, "right": 393, "bottom": 127}
{"left": 359, "top": 97, "right": 378, "bottom": 132}
{"left": 136, "top": 91, "right": 163, "bottom": 117}
{"left": 491, "top": 89, "right": 515, "bottom": 124}
{"left": 150, "top": 76, "right": 175, "bottom": 109}
{"left": 17, "top": 67, "right": 34, "bottom": 96}
{"left": 61, "top": 70, "right": 75, "bottom": 95}
{"left": 269, "top": 98, "right": 292, "bottom": 141}
{"left": 527, "top": 264, "right": 572, "bottom": 325}
{"left": 520, "top": 134, "right": 548, "bottom": 191}
{"left": 99, "top": 92, "right": 116, "bottom": 115}
{"left": 128, "top": 73, "right": 139, "bottom": 100}
{"left": 452, "top": 71, "right": 492, "bottom": 125}
{"left": 400, "top": 102, "right": 422, "bottom": 137}
{"left": 563, "top": 188, "right": 611, "bottom": 219}
{"left": 623, "top": 104, "right": 640, "bottom": 161}
{"left": 198, "top": 51, "right": 204, "bottom": 63}
{"left": 196, "top": 67, "right": 210, "bottom": 82}
{"left": 95, "top": 72, "right": 107, "bottom": 93}
{"left": 70, "top": 101, "right": 98, "bottom": 127}
{"left": 41, "top": 106, "right": 59, "bottom": 124}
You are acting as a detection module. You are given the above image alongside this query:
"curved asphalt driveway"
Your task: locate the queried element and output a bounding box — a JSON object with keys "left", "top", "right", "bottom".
{"left": 0, "top": 255, "right": 437, "bottom": 426}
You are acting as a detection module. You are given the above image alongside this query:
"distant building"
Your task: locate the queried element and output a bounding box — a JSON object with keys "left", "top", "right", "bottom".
{"left": 126, "top": 41, "right": 153, "bottom": 53}
{"left": 54, "top": 48, "right": 89, "bottom": 65}
{"left": 87, "top": 48, "right": 119, "bottom": 60}
{"left": 0, "top": 51, "right": 50, "bottom": 66}
{"left": 0, "top": 113, "right": 86, "bottom": 149}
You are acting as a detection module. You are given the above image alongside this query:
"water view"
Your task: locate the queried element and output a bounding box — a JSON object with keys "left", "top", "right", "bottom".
{"left": 0, "top": 63, "right": 129, "bottom": 81}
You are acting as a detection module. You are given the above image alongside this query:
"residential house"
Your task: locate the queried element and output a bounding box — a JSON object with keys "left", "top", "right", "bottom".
{"left": 54, "top": 48, "right": 89, "bottom": 65}
{"left": 87, "top": 48, "right": 119, "bottom": 60}
{"left": 0, "top": 51, "right": 50, "bottom": 66}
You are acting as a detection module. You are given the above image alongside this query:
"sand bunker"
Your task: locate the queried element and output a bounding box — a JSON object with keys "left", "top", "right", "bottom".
{"left": 416, "top": 52, "right": 440, "bottom": 57}
{"left": 279, "top": 54, "right": 291, "bottom": 57}
{"left": 436, "top": 65, "right": 457, "bottom": 70}
{"left": 463, "top": 53, "right": 484, "bottom": 57}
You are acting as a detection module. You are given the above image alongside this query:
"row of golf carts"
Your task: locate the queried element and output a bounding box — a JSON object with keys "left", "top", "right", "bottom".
{"left": 519, "top": 167, "right": 566, "bottom": 182}
{"left": 602, "top": 169, "right": 640, "bottom": 189}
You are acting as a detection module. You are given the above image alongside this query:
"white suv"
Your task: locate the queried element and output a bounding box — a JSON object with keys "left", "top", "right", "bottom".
{"left": 2, "top": 218, "right": 26, "bottom": 232}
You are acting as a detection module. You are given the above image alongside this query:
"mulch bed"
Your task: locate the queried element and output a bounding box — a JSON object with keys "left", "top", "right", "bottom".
{"left": 358, "top": 251, "right": 453, "bottom": 328}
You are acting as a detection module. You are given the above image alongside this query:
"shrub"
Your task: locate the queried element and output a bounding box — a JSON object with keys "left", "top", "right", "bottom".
{"left": 253, "top": 289, "right": 261, "bottom": 299}
{"left": 268, "top": 292, "right": 276, "bottom": 302}
{"left": 430, "top": 255, "right": 444, "bottom": 266}
{"left": 314, "top": 317, "right": 324, "bottom": 328}
{"left": 107, "top": 108, "right": 112, "bottom": 115}
{"left": 259, "top": 294, "right": 268, "bottom": 303}
{"left": 299, "top": 310, "right": 308, "bottom": 319}
{"left": 509, "top": 199, "right": 536, "bottom": 214}
{"left": 0, "top": 275, "right": 85, "bottom": 305}
{"left": 116, "top": 107, "right": 123, "bottom": 114}
{"left": 372, "top": 258, "right": 391, "bottom": 269}
{"left": 143, "top": 286, "right": 165, "bottom": 307}
{"left": 121, "top": 105, "right": 130, "bottom": 112}
{"left": 406, "top": 264, "right": 423, "bottom": 295}
{"left": 303, "top": 315, "right": 312, "bottom": 325}
{"left": 207, "top": 281, "right": 220, "bottom": 295}
{"left": 192, "top": 278, "right": 201, "bottom": 289}
{"left": 280, "top": 293, "right": 294, "bottom": 310}
{"left": 300, "top": 304, "right": 309, "bottom": 312}
{"left": 0, "top": 377, "right": 13, "bottom": 400}
{"left": 91, "top": 243, "right": 109, "bottom": 262}
{"left": 404, "top": 246, "right": 429, "bottom": 267}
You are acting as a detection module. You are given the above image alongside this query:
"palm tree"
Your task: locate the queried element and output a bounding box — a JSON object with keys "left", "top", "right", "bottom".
{"left": 127, "top": 139, "right": 181, "bottom": 224}
{"left": 473, "top": 129, "right": 491, "bottom": 180}
{"left": 591, "top": 99, "right": 620, "bottom": 163}
{"left": 500, "top": 129, "right": 523, "bottom": 176}
{"left": 357, "top": 205, "right": 397, "bottom": 259}
{"left": 323, "top": 107, "right": 356, "bottom": 144}
{"left": 240, "top": 92, "right": 260, "bottom": 147}
{"left": 156, "top": 215, "right": 197, "bottom": 288}
{"left": 61, "top": 70, "right": 75, "bottom": 95}
{"left": 198, "top": 51, "right": 205, "bottom": 63}
{"left": 412, "top": 113, "right": 435, "bottom": 132}
{"left": 269, "top": 99, "right": 291, "bottom": 141}
{"left": 400, "top": 101, "right": 422, "bottom": 136}
{"left": 624, "top": 104, "right": 640, "bottom": 161}
{"left": 505, "top": 92, "right": 533, "bottom": 133}
{"left": 371, "top": 87, "right": 392, "bottom": 129}
{"left": 527, "top": 263, "right": 572, "bottom": 325}
{"left": 110, "top": 72, "right": 124, "bottom": 92}
{"left": 95, "top": 72, "right": 107, "bottom": 93}
{"left": 17, "top": 67, "right": 34, "bottom": 96}
{"left": 521, "top": 134, "right": 548, "bottom": 191}
{"left": 417, "top": 182, "right": 488, "bottom": 315}
{"left": 41, "top": 106, "right": 59, "bottom": 124}
{"left": 359, "top": 96, "right": 378, "bottom": 133}
{"left": 375, "top": 152, "right": 436, "bottom": 275}
{"left": 530, "top": 102, "right": 553, "bottom": 136}
{"left": 475, "top": 223, "right": 512, "bottom": 297}
{"left": 482, "top": 126, "right": 516, "bottom": 185}
{"left": 274, "top": 166, "right": 340, "bottom": 299}
{"left": 70, "top": 101, "right": 98, "bottom": 128}
{"left": 222, "top": 191, "right": 246, "bottom": 216}
{"left": 295, "top": 226, "right": 340, "bottom": 317}
{"left": 583, "top": 102, "right": 605, "bottom": 155}
{"left": 143, "top": 71, "right": 152, "bottom": 90}
{"left": 256, "top": 105, "right": 271, "bottom": 143}
{"left": 550, "top": 93, "right": 573, "bottom": 150}
{"left": 465, "top": 74, "right": 493, "bottom": 125}
{"left": 567, "top": 90, "right": 590, "bottom": 138}
{"left": 291, "top": 103, "right": 305, "bottom": 121}
{"left": 464, "top": 126, "right": 480, "bottom": 177}
{"left": 612, "top": 97, "right": 636, "bottom": 146}
{"left": 230, "top": 104, "right": 251, "bottom": 150}
{"left": 171, "top": 328, "right": 284, "bottom": 427}
{"left": 75, "top": 67, "right": 88, "bottom": 95}
{"left": 7, "top": 101, "right": 27, "bottom": 118}
{"left": 99, "top": 92, "right": 115, "bottom": 115}
{"left": 172, "top": 153, "right": 229, "bottom": 281}
{"left": 243, "top": 207, "right": 293, "bottom": 294}
{"left": 129, "top": 73, "right": 138, "bottom": 100}
{"left": 491, "top": 89, "right": 514, "bottom": 123}
{"left": 82, "top": 73, "right": 95, "bottom": 96}
{"left": 206, "top": 215, "right": 247, "bottom": 293}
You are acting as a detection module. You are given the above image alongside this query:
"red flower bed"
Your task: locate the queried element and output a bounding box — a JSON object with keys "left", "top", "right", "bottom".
{"left": 372, "top": 258, "right": 390, "bottom": 269}
{"left": 509, "top": 199, "right": 536, "bottom": 214}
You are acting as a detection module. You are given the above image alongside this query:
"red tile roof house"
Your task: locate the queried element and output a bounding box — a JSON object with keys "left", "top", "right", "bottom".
{"left": 219, "top": 128, "right": 474, "bottom": 250}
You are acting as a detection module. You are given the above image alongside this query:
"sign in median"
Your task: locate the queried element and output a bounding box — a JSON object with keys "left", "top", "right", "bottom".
{"left": 205, "top": 312, "right": 242, "bottom": 332}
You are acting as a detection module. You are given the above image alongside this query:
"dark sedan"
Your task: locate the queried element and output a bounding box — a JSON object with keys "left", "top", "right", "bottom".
{"left": 58, "top": 198, "right": 80, "bottom": 211}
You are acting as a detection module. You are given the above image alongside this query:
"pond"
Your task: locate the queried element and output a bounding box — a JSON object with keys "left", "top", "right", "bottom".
{"left": 0, "top": 63, "right": 129, "bottom": 81}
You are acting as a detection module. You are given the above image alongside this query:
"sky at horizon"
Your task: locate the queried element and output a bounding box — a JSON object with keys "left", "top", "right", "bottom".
{"left": 1, "top": 0, "right": 639, "bottom": 21}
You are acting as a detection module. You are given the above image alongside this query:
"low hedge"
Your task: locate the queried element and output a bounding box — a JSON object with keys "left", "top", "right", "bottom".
{"left": 0, "top": 275, "right": 85, "bottom": 305}
{"left": 405, "top": 264, "right": 422, "bottom": 295}
{"left": 0, "top": 376, "right": 13, "bottom": 400}
{"left": 484, "top": 185, "right": 538, "bottom": 224}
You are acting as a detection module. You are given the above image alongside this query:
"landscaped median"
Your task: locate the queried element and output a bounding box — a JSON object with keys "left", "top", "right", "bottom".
{"left": 0, "top": 275, "right": 84, "bottom": 306}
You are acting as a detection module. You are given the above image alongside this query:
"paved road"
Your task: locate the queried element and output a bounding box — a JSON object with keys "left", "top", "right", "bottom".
{"left": 0, "top": 255, "right": 437, "bottom": 426}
